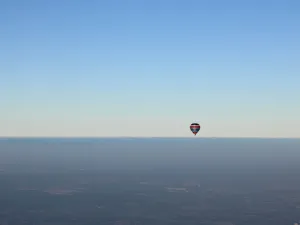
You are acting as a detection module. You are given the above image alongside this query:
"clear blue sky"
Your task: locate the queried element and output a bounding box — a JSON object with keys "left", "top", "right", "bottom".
{"left": 1, "top": 0, "right": 299, "bottom": 137}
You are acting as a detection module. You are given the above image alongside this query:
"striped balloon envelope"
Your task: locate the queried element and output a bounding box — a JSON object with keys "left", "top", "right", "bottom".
{"left": 190, "top": 123, "right": 201, "bottom": 136}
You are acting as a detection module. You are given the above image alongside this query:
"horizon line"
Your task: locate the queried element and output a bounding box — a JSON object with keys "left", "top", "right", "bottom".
{"left": 0, "top": 136, "right": 299, "bottom": 139}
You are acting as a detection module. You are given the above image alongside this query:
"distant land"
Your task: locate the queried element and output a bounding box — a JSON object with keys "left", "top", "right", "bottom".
{"left": 0, "top": 137, "right": 299, "bottom": 225}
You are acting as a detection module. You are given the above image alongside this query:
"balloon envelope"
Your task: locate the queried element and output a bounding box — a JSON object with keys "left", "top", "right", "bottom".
{"left": 190, "top": 123, "right": 200, "bottom": 135}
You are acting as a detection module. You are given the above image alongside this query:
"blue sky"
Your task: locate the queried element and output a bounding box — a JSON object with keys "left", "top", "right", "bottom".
{"left": 1, "top": 0, "right": 299, "bottom": 137}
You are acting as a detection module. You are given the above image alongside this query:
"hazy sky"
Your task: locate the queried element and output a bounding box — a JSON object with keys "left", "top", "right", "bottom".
{"left": 1, "top": 0, "right": 299, "bottom": 138}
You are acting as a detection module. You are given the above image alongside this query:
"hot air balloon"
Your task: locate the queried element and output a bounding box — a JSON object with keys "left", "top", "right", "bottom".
{"left": 190, "top": 123, "right": 200, "bottom": 136}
